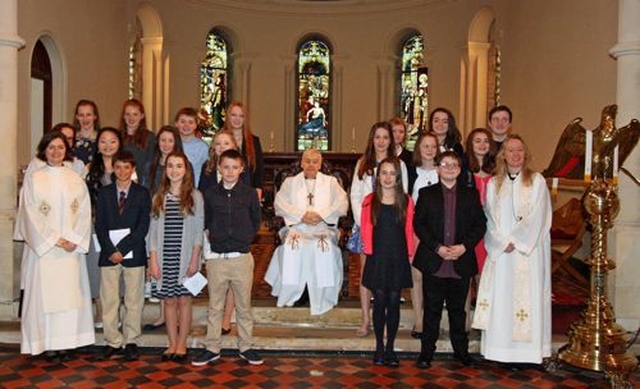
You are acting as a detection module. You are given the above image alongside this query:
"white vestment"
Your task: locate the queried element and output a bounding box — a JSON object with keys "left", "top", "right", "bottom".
{"left": 265, "top": 172, "right": 348, "bottom": 315}
{"left": 15, "top": 157, "right": 84, "bottom": 288}
{"left": 18, "top": 165, "right": 95, "bottom": 355}
{"left": 473, "top": 173, "right": 552, "bottom": 363}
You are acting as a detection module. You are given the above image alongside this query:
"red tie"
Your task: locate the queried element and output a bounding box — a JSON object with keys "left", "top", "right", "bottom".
{"left": 118, "top": 191, "right": 126, "bottom": 215}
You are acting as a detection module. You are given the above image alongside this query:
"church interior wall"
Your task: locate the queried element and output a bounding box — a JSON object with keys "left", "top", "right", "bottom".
{"left": 17, "top": 0, "right": 129, "bottom": 166}
{"left": 497, "top": 0, "right": 618, "bottom": 169}
{"left": 15, "top": 0, "right": 618, "bottom": 171}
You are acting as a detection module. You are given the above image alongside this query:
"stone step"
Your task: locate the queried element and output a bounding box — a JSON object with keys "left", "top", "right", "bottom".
{"left": 0, "top": 298, "right": 581, "bottom": 354}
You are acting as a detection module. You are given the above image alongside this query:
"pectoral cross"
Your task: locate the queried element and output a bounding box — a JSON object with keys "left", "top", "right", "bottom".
{"left": 307, "top": 192, "right": 314, "bottom": 206}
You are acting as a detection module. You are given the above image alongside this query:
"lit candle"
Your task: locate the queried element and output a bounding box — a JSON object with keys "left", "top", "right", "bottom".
{"left": 351, "top": 127, "right": 355, "bottom": 142}
{"left": 552, "top": 177, "right": 559, "bottom": 203}
{"left": 613, "top": 145, "right": 619, "bottom": 185}
{"left": 269, "top": 131, "right": 275, "bottom": 152}
{"left": 584, "top": 130, "right": 593, "bottom": 182}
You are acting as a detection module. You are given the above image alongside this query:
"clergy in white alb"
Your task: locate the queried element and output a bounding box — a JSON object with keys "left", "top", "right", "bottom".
{"left": 472, "top": 134, "right": 552, "bottom": 364}
{"left": 265, "top": 149, "right": 349, "bottom": 315}
{"left": 19, "top": 156, "right": 94, "bottom": 355}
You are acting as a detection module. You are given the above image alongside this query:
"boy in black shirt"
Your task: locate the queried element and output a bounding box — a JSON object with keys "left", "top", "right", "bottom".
{"left": 192, "top": 149, "right": 263, "bottom": 366}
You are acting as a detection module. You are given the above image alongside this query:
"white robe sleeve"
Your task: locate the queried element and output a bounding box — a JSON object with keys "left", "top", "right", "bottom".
{"left": 484, "top": 178, "right": 509, "bottom": 261}
{"left": 275, "top": 176, "right": 306, "bottom": 226}
{"left": 19, "top": 173, "right": 61, "bottom": 257}
{"left": 65, "top": 182, "right": 92, "bottom": 254}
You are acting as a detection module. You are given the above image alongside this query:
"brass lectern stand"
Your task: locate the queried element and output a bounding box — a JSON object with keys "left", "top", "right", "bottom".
{"left": 553, "top": 106, "right": 639, "bottom": 388}
{"left": 557, "top": 180, "right": 638, "bottom": 387}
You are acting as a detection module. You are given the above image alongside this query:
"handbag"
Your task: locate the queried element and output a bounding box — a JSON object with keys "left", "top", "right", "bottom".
{"left": 346, "top": 224, "right": 364, "bottom": 254}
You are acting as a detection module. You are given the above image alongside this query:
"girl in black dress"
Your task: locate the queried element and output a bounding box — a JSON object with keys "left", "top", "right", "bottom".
{"left": 360, "top": 157, "right": 415, "bottom": 367}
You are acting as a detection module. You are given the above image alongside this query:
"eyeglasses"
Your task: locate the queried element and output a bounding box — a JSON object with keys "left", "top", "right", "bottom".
{"left": 439, "top": 162, "right": 460, "bottom": 169}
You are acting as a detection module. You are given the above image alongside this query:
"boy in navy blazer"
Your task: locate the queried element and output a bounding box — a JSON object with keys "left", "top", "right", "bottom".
{"left": 412, "top": 151, "right": 486, "bottom": 368}
{"left": 95, "top": 150, "right": 151, "bottom": 361}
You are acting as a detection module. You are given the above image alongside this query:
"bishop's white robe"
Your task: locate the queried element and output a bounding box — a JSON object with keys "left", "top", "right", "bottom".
{"left": 265, "top": 172, "right": 348, "bottom": 315}
{"left": 18, "top": 165, "right": 94, "bottom": 355}
{"left": 473, "top": 173, "right": 552, "bottom": 363}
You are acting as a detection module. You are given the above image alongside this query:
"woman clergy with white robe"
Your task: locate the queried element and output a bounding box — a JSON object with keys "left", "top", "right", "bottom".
{"left": 472, "top": 134, "right": 552, "bottom": 365}
{"left": 18, "top": 131, "right": 94, "bottom": 358}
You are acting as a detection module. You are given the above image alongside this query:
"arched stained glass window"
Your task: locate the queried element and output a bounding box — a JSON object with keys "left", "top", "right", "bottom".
{"left": 399, "top": 34, "right": 426, "bottom": 150}
{"left": 296, "top": 39, "right": 330, "bottom": 151}
{"left": 200, "top": 29, "right": 229, "bottom": 140}
{"left": 128, "top": 18, "right": 143, "bottom": 100}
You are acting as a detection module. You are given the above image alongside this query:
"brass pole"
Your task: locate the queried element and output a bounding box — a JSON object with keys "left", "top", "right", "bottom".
{"left": 558, "top": 179, "right": 638, "bottom": 387}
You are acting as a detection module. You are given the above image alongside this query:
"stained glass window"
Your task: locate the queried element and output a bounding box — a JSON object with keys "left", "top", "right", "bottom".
{"left": 399, "top": 34, "right": 426, "bottom": 150}
{"left": 128, "top": 18, "right": 143, "bottom": 100}
{"left": 296, "top": 39, "right": 330, "bottom": 151}
{"left": 200, "top": 29, "right": 229, "bottom": 140}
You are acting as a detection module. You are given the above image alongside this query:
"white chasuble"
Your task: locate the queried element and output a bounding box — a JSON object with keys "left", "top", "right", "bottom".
{"left": 18, "top": 165, "right": 94, "bottom": 355}
{"left": 265, "top": 172, "right": 348, "bottom": 315}
{"left": 475, "top": 173, "right": 552, "bottom": 364}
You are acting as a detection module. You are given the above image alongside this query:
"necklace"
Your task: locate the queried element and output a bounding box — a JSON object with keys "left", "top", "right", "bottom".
{"left": 305, "top": 178, "right": 316, "bottom": 206}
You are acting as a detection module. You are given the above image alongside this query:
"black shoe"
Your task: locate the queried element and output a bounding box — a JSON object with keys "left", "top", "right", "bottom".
{"left": 191, "top": 349, "right": 220, "bottom": 366}
{"left": 416, "top": 353, "right": 432, "bottom": 368}
{"left": 454, "top": 352, "right": 473, "bottom": 366}
{"left": 238, "top": 349, "right": 264, "bottom": 365}
{"left": 101, "top": 345, "right": 121, "bottom": 360}
{"left": 385, "top": 351, "right": 399, "bottom": 367}
{"left": 43, "top": 350, "right": 61, "bottom": 363}
{"left": 123, "top": 344, "right": 139, "bottom": 361}
{"left": 411, "top": 330, "right": 422, "bottom": 339}
{"left": 57, "top": 350, "right": 74, "bottom": 362}
{"left": 221, "top": 327, "right": 231, "bottom": 335}
{"left": 372, "top": 350, "right": 385, "bottom": 366}
{"left": 161, "top": 352, "right": 174, "bottom": 362}
{"left": 173, "top": 353, "right": 188, "bottom": 363}
{"left": 142, "top": 322, "right": 165, "bottom": 331}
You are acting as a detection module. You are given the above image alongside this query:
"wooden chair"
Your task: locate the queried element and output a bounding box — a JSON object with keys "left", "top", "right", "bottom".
{"left": 268, "top": 159, "right": 353, "bottom": 245}
{"left": 550, "top": 198, "right": 588, "bottom": 286}
{"left": 266, "top": 159, "right": 355, "bottom": 298}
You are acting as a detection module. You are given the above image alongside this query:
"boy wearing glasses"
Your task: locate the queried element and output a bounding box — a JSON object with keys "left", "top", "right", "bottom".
{"left": 412, "top": 151, "right": 486, "bottom": 368}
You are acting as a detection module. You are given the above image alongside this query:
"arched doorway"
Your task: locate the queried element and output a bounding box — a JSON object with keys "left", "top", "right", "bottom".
{"left": 30, "top": 40, "right": 52, "bottom": 142}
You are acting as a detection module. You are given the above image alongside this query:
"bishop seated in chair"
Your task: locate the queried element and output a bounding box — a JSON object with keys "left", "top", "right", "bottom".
{"left": 265, "top": 148, "right": 349, "bottom": 315}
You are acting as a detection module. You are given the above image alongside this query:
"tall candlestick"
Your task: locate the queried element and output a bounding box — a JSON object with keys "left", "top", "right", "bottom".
{"left": 584, "top": 130, "right": 593, "bottom": 182}
{"left": 613, "top": 145, "right": 619, "bottom": 186}
{"left": 351, "top": 127, "right": 356, "bottom": 153}
{"left": 269, "top": 131, "right": 274, "bottom": 152}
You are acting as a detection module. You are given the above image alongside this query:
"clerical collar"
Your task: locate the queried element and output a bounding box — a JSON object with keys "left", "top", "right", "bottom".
{"left": 507, "top": 171, "right": 520, "bottom": 181}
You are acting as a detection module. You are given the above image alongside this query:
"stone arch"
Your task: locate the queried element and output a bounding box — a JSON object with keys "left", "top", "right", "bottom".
{"left": 29, "top": 33, "right": 66, "bottom": 153}
{"left": 462, "top": 6, "right": 497, "bottom": 132}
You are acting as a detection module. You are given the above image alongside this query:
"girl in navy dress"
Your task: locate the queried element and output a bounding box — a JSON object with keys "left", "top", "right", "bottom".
{"left": 361, "top": 157, "right": 415, "bottom": 367}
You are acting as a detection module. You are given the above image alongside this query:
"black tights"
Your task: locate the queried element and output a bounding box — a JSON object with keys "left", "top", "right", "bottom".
{"left": 372, "top": 288, "right": 401, "bottom": 354}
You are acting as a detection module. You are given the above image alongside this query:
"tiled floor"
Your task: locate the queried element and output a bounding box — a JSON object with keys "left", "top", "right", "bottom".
{"left": 1, "top": 345, "right": 636, "bottom": 388}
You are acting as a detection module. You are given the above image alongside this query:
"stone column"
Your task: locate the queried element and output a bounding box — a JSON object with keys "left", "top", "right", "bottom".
{"left": 0, "top": 0, "right": 25, "bottom": 304}
{"left": 466, "top": 41, "right": 491, "bottom": 131}
{"left": 141, "top": 36, "right": 163, "bottom": 130}
{"left": 609, "top": 0, "right": 640, "bottom": 329}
